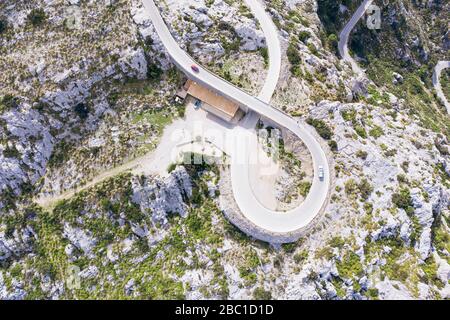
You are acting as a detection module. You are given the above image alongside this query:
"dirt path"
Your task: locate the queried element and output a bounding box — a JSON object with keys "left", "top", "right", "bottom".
{"left": 35, "top": 149, "right": 152, "bottom": 209}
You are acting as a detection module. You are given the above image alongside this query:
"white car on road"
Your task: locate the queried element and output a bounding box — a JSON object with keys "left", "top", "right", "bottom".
{"left": 318, "top": 166, "right": 324, "bottom": 181}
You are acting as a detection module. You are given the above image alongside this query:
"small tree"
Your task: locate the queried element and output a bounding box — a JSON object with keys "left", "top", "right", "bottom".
{"left": 74, "top": 103, "right": 89, "bottom": 120}
{"left": 306, "top": 117, "right": 333, "bottom": 140}
{"left": 345, "top": 179, "right": 358, "bottom": 197}
{"left": 327, "top": 33, "right": 338, "bottom": 54}
{"left": 3, "top": 145, "right": 21, "bottom": 158}
{"left": 298, "top": 30, "right": 310, "bottom": 43}
{"left": 1, "top": 95, "right": 19, "bottom": 109}
{"left": 147, "top": 63, "right": 162, "bottom": 81}
{"left": 253, "top": 287, "right": 272, "bottom": 300}
{"left": 144, "top": 35, "right": 154, "bottom": 46}
{"left": 392, "top": 188, "right": 414, "bottom": 215}
{"left": 0, "top": 17, "right": 8, "bottom": 34}
{"left": 27, "top": 8, "right": 47, "bottom": 27}
{"left": 328, "top": 140, "right": 338, "bottom": 151}
{"left": 358, "top": 178, "right": 373, "bottom": 201}
{"left": 287, "top": 40, "right": 301, "bottom": 66}
{"left": 356, "top": 150, "right": 368, "bottom": 160}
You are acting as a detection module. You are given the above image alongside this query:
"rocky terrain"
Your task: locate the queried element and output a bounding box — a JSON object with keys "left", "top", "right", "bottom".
{"left": 0, "top": 0, "right": 449, "bottom": 300}
{"left": 0, "top": 0, "right": 158, "bottom": 204}
{"left": 153, "top": 0, "right": 269, "bottom": 95}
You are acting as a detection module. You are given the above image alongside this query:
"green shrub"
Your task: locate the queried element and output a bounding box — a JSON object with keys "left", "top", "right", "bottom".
{"left": 329, "top": 236, "right": 345, "bottom": 249}
{"left": 74, "top": 103, "right": 89, "bottom": 120}
{"left": 147, "top": 63, "right": 163, "bottom": 81}
{"left": 177, "top": 105, "right": 185, "bottom": 118}
{"left": 287, "top": 40, "right": 302, "bottom": 66}
{"left": 365, "top": 288, "right": 379, "bottom": 299}
{"left": 397, "top": 174, "right": 408, "bottom": 184}
{"left": 327, "top": 33, "right": 338, "bottom": 53}
{"left": 3, "top": 145, "right": 20, "bottom": 158}
{"left": 253, "top": 287, "right": 272, "bottom": 300}
{"left": 293, "top": 250, "right": 308, "bottom": 263}
{"left": 432, "top": 216, "right": 450, "bottom": 255}
{"left": 345, "top": 178, "right": 373, "bottom": 200}
{"left": 369, "top": 125, "right": 384, "bottom": 138}
{"left": 298, "top": 181, "right": 312, "bottom": 197}
{"left": 291, "top": 65, "right": 303, "bottom": 78}
{"left": 306, "top": 118, "right": 333, "bottom": 140}
{"left": 0, "top": 17, "right": 8, "bottom": 34}
{"left": 344, "top": 179, "right": 358, "bottom": 196}
{"left": 383, "top": 148, "right": 397, "bottom": 157}
{"left": 282, "top": 242, "right": 297, "bottom": 253}
{"left": 336, "top": 251, "right": 363, "bottom": 279}
{"left": 354, "top": 125, "right": 367, "bottom": 139}
{"left": 341, "top": 109, "right": 357, "bottom": 122}
{"left": 48, "top": 140, "right": 74, "bottom": 167}
{"left": 356, "top": 150, "right": 368, "bottom": 160}
{"left": 237, "top": 248, "right": 260, "bottom": 285}
{"left": 317, "top": 0, "right": 346, "bottom": 34}
{"left": 1, "top": 95, "right": 19, "bottom": 109}
{"left": 364, "top": 202, "right": 373, "bottom": 214}
{"left": 298, "top": 30, "right": 310, "bottom": 43}
{"left": 392, "top": 188, "right": 414, "bottom": 215}
{"left": 27, "top": 8, "right": 47, "bottom": 27}
{"left": 307, "top": 42, "right": 318, "bottom": 55}
{"left": 358, "top": 179, "right": 373, "bottom": 201}
{"left": 331, "top": 277, "right": 346, "bottom": 298}
{"left": 259, "top": 47, "right": 269, "bottom": 67}
{"left": 315, "top": 246, "right": 334, "bottom": 260}
{"left": 328, "top": 140, "right": 338, "bottom": 151}
{"left": 167, "top": 163, "right": 177, "bottom": 173}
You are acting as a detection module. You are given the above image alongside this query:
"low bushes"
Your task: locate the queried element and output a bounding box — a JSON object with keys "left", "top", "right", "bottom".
{"left": 74, "top": 103, "right": 90, "bottom": 120}
{"left": 306, "top": 118, "right": 333, "bottom": 140}
{"left": 287, "top": 40, "right": 302, "bottom": 66}
{"left": 392, "top": 188, "right": 414, "bottom": 215}
{"left": 336, "top": 251, "right": 363, "bottom": 280}
{"left": 0, "top": 17, "right": 7, "bottom": 34}
{"left": 287, "top": 39, "right": 303, "bottom": 77}
{"left": 253, "top": 287, "right": 272, "bottom": 300}
{"left": 27, "top": 8, "right": 47, "bottom": 27}
{"left": 1, "top": 94, "right": 19, "bottom": 110}
{"left": 345, "top": 178, "right": 373, "bottom": 201}
{"left": 147, "top": 63, "right": 163, "bottom": 81}
{"left": 369, "top": 125, "right": 384, "bottom": 138}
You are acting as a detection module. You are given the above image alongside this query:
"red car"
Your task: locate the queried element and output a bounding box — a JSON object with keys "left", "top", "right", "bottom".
{"left": 191, "top": 64, "right": 200, "bottom": 73}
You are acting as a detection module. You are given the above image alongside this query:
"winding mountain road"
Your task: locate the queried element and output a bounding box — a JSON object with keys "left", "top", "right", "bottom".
{"left": 338, "top": 0, "right": 373, "bottom": 75}
{"left": 340, "top": 2, "right": 449, "bottom": 115}
{"left": 433, "top": 61, "right": 450, "bottom": 113}
{"left": 244, "top": 0, "right": 281, "bottom": 103}
{"left": 143, "top": 0, "right": 330, "bottom": 234}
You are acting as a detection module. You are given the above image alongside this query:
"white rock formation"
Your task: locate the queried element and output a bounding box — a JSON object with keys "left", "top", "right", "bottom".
{"left": 63, "top": 224, "right": 97, "bottom": 256}
{"left": 132, "top": 166, "right": 193, "bottom": 225}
